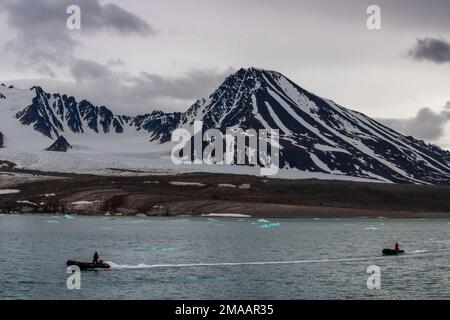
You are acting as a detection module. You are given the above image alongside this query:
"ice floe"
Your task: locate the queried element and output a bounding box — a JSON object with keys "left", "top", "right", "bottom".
{"left": 259, "top": 223, "right": 280, "bottom": 229}
{"left": 133, "top": 219, "right": 152, "bottom": 224}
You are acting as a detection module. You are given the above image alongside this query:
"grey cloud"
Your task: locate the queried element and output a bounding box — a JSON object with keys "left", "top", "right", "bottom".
{"left": 408, "top": 37, "right": 450, "bottom": 64}
{"left": 68, "top": 59, "right": 235, "bottom": 113}
{"left": 0, "top": 0, "right": 154, "bottom": 73}
{"left": 98, "top": 3, "right": 154, "bottom": 36}
{"left": 70, "top": 59, "right": 115, "bottom": 82}
{"left": 106, "top": 59, "right": 126, "bottom": 67}
{"left": 378, "top": 102, "right": 450, "bottom": 141}
{"left": 130, "top": 68, "right": 236, "bottom": 100}
{"left": 37, "top": 65, "right": 56, "bottom": 78}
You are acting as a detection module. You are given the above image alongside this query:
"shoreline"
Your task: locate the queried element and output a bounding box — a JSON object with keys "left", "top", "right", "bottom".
{"left": 3, "top": 212, "right": 450, "bottom": 219}
{"left": 2, "top": 168, "right": 450, "bottom": 219}
{"left": 3, "top": 205, "right": 450, "bottom": 219}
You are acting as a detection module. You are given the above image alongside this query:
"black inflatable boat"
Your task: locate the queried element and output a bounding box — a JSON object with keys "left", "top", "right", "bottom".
{"left": 382, "top": 249, "right": 405, "bottom": 256}
{"left": 66, "top": 260, "right": 111, "bottom": 270}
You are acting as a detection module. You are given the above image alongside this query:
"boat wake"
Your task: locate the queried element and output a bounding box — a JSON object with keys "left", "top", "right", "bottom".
{"left": 105, "top": 248, "right": 450, "bottom": 270}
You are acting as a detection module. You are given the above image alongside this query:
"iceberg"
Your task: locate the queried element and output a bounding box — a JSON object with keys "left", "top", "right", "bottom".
{"left": 133, "top": 219, "right": 152, "bottom": 224}
{"left": 259, "top": 223, "right": 280, "bottom": 229}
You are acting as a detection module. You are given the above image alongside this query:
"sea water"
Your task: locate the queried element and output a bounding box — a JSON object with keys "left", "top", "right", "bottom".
{"left": 1, "top": 215, "right": 450, "bottom": 299}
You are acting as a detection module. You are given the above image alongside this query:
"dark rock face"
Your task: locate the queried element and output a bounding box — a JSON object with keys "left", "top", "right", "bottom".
{"left": 0, "top": 131, "right": 4, "bottom": 148}
{"left": 46, "top": 135, "right": 72, "bottom": 152}
{"left": 146, "top": 68, "right": 450, "bottom": 184}
{"left": 133, "top": 111, "right": 183, "bottom": 143}
{"left": 16, "top": 87, "right": 129, "bottom": 139}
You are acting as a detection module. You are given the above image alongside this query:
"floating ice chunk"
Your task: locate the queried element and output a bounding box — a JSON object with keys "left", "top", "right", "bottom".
{"left": 63, "top": 214, "right": 75, "bottom": 220}
{"left": 207, "top": 218, "right": 219, "bottom": 222}
{"left": 365, "top": 227, "right": 378, "bottom": 230}
{"left": 161, "top": 247, "right": 176, "bottom": 252}
{"left": 259, "top": 223, "right": 280, "bottom": 229}
{"left": 257, "top": 219, "right": 270, "bottom": 223}
{"left": 46, "top": 220, "right": 60, "bottom": 224}
{"left": 133, "top": 219, "right": 152, "bottom": 224}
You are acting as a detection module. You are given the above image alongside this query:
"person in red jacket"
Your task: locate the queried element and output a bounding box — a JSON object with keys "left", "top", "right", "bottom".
{"left": 395, "top": 242, "right": 400, "bottom": 251}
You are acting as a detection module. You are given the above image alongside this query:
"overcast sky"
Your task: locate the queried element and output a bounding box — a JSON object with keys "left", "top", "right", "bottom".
{"left": 1, "top": 0, "right": 450, "bottom": 147}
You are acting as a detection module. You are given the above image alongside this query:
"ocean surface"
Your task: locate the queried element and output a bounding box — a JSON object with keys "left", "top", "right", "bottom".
{"left": 1, "top": 214, "right": 450, "bottom": 300}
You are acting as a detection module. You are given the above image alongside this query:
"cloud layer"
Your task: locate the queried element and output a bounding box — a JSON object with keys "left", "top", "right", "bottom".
{"left": 66, "top": 59, "right": 235, "bottom": 113}
{"left": 378, "top": 102, "right": 450, "bottom": 142}
{"left": 408, "top": 37, "right": 450, "bottom": 64}
{"left": 0, "top": 0, "right": 154, "bottom": 74}
{"left": 0, "top": 0, "right": 233, "bottom": 113}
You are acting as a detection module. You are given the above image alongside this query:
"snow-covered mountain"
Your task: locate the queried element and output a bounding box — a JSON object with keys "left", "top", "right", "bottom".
{"left": 1, "top": 69, "right": 450, "bottom": 184}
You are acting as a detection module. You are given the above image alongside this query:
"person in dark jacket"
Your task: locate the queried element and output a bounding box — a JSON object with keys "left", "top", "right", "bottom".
{"left": 395, "top": 242, "right": 400, "bottom": 251}
{"left": 93, "top": 251, "right": 99, "bottom": 264}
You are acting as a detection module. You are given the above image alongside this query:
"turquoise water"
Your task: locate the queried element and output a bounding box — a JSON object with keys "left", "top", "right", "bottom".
{"left": 1, "top": 214, "right": 450, "bottom": 299}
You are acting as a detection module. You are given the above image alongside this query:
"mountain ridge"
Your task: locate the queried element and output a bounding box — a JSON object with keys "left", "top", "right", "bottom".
{"left": 1, "top": 67, "right": 450, "bottom": 184}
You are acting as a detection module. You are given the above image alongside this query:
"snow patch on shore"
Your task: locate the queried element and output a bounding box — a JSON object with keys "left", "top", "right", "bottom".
{"left": 0, "top": 189, "right": 20, "bottom": 195}
{"left": 169, "top": 181, "right": 207, "bottom": 187}
{"left": 217, "top": 184, "right": 237, "bottom": 188}
{"left": 17, "top": 200, "right": 37, "bottom": 206}
{"left": 71, "top": 200, "right": 100, "bottom": 205}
